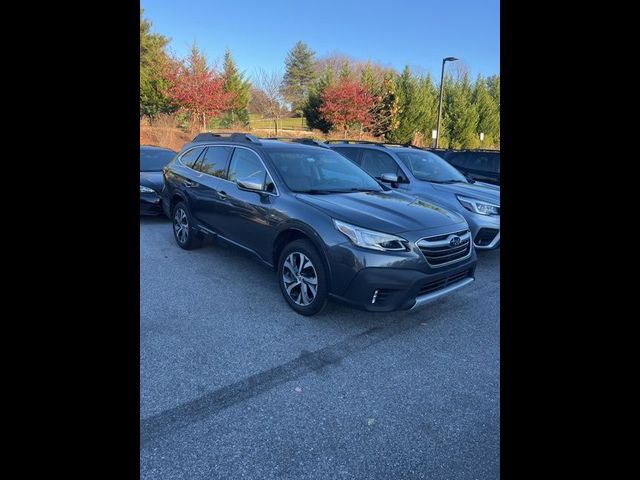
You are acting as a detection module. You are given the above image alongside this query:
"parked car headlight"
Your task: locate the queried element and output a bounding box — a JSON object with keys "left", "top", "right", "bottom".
{"left": 140, "top": 185, "right": 155, "bottom": 193}
{"left": 333, "top": 219, "right": 408, "bottom": 251}
{"left": 456, "top": 195, "right": 500, "bottom": 216}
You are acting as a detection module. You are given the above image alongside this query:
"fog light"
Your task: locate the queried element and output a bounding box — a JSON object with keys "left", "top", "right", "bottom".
{"left": 372, "top": 289, "right": 379, "bottom": 304}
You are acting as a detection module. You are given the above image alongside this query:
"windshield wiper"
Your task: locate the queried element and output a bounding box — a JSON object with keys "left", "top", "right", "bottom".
{"left": 294, "top": 189, "right": 344, "bottom": 194}
{"left": 345, "top": 188, "right": 378, "bottom": 192}
{"left": 429, "top": 179, "right": 465, "bottom": 184}
{"left": 296, "top": 188, "right": 378, "bottom": 194}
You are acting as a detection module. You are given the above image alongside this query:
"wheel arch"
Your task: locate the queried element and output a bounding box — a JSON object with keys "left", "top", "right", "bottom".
{"left": 272, "top": 223, "right": 332, "bottom": 287}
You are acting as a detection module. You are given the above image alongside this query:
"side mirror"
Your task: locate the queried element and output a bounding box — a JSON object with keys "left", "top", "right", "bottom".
{"left": 380, "top": 173, "right": 399, "bottom": 183}
{"left": 236, "top": 177, "right": 264, "bottom": 192}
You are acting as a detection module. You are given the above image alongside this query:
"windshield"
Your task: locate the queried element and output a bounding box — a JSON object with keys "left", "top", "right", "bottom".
{"left": 140, "top": 149, "right": 176, "bottom": 172}
{"left": 396, "top": 150, "right": 468, "bottom": 183}
{"left": 266, "top": 147, "right": 383, "bottom": 193}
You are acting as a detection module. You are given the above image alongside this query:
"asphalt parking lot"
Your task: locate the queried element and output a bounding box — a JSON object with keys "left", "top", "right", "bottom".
{"left": 140, "top": 216, "right": 500, "bottom": 480}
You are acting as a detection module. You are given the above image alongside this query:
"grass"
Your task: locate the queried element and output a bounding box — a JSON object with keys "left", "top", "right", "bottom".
{"left": 140, "top": 114, "right": 382, "bottom": 152}
{"left": 249, "top": 114, "right": 308, "bottom": 130}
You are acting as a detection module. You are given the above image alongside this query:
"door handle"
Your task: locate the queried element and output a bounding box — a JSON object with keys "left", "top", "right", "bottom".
{"left": 183, "top": 180, "right": 195, "bottom": 187}
{"left": 218, "top": 191, "right": 227, "bottom": 200}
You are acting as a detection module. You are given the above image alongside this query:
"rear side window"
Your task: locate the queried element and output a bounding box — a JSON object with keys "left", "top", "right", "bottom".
{"left": 489, "top": 153, "right": 500, "bottom": 173}
{"left": 359, "top": 149, "right": 404, "bottom": 180}
{"left": 446, "top": 152, "right": 470, "bottom": 169}
{"left": 228, "top": 148, "right": 276, "bottom": 193}
{"left": 469, "top": 153, "right": 497, "bottom": 173}
{"left": 179, "top": 147, "right": 205, "bottom": 168}
{"left": 194, "top": 146, "right": 233, "bottom": 178}
{"left": 332, "top": 147, "right": 361, "bottom": 165}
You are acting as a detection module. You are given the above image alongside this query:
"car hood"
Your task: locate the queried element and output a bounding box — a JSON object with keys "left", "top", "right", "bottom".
{"left": 296, "top": 190, "right": 466, "bottom": 235}
{"left": 140, "top": 171, "right": 164, "bottom": 192}
{"left": 431, "top": 181, "right": 500, "bottom": 204}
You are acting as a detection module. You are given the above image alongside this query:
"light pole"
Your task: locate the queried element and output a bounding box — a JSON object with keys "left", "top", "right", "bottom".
{"left": 435, "top": 56, "right": 458, "bottom": 148}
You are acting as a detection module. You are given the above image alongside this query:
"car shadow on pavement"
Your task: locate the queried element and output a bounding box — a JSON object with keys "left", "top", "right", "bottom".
{"left": 141, "top": 217, "right": 499, "bottom": 331}
{"left": 140, "top": 215, "right": 170, "bottom": 224}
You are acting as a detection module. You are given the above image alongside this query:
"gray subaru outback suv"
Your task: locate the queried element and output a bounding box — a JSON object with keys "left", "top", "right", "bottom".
{"left": 329, "top": 142, "right": 500, "bottom": 250}
{"left": 161, "top": 133, "right": 477, "bottom": 316}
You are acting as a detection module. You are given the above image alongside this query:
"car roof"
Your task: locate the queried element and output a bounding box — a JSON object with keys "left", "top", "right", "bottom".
{"left": 140, "top": 145, "right": 176, "bottom": 152}
{"left": 181, "top": 136, "right": 331, "bottom": 154}
{"left": 257, "top": 139, "right": 328, "bottom": 151}
{"left": 328, "top": 143, "right": 499, "bottom": 155}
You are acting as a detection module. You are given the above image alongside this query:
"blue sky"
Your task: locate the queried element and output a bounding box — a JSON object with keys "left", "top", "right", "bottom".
{"left": 142, "top": 0, "right": 499, "bottom": 80}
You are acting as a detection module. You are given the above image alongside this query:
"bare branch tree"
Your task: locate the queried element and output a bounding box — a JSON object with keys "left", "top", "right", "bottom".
{"left": 450, "top": 60, "right": 470, "bottom": 82}
{"left": 251, "top": 69, "right": 287, "bottom": 135}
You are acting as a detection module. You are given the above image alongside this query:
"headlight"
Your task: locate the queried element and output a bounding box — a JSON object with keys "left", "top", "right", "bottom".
{"left": 140, "top": 185, "right": 155, "bottom": 193}
{"left": 333, "top": 219, "right": 408, "bottom": 251}
{"left": 456, "top": 195, "right": 500, "bottom": 216}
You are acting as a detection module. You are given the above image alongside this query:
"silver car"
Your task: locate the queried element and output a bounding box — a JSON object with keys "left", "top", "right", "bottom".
{"left": 329, "top": 142, "right": 500, "bottom": 250}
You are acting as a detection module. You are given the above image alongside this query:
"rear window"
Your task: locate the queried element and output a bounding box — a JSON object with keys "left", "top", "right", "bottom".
{"left": 193, "top": 146, "right": 233, "bottom": 178}
{"left": 332, "top": 147, "right": 361, "bottom": 164}
{"left": 447, "top": 151, "right": 500, "bottom": 173}
{"left": 179, "top": 147, "right": 205, "bottom": 168}
{"left": 468, "top": 153, "right": 499, "bottom": 173}
{"left": 446, "top": 152, "right": 472, "bottom": 169}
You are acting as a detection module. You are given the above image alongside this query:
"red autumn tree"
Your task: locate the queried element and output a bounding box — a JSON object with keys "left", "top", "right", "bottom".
{"left": 164, "top": 44, "right": 235, "bottom": 132}
{"left": 319, "top": 80, "right": 374, "bottom": 138}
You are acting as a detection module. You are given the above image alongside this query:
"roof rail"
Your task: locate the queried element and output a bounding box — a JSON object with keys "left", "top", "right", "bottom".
{"left": 424, "top": 147, "right": 500, "bottom": 153}
{"left": 262, "top": 137, "right": 330, "bottom": 149}
{"left": 323, "top": 139, "right": 494, "bottom": 152}
{"left": 324, "top": 140, "right": 388, "bottom": 147}
{"left": 191, "top": 132, "right": 262, "bottom": 144}
{"left": 325, "top": 139, "right": 426, "bottom": 149}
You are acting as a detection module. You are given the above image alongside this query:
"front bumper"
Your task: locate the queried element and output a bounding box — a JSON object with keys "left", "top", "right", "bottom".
{"left": 140, "top": 192, "right": 163, "bottom": 215}
{"left": 465, "top": 214, "right": 500, "bottom": 250}
{"left": 328, "top": 250, "right": 477, "bottom": 312}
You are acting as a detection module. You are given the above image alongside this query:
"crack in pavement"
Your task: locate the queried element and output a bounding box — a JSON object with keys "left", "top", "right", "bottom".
{"left": 140, "top": 317, "right": 423, "bottom": 449}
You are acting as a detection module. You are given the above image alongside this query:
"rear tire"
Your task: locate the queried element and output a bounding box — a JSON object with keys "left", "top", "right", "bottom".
{"left": 172, "top": 201, "right": 202, "bottom": 250}
{"left": 278, "top": 239, "right": 328, "bottom": 316}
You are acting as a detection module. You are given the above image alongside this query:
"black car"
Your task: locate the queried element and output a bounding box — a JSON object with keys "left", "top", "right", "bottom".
{"left": 161, "top": 133, "right": 477, "bottom": 316}
{"left": 430, "top": 149, "right": 500, "bottom": 185}
{"left": 140, "top": 145, "right": 177, "bottom": 215}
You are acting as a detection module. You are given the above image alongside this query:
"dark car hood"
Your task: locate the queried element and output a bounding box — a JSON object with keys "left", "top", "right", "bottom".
{"left": 431, "top": 181, "right": 500, "bottom": 204}
{"left": 296, "top": 190, "right": 466, "bottom": 234}
{"left": 140, "top": 171, "right": 164, "bottom": 193}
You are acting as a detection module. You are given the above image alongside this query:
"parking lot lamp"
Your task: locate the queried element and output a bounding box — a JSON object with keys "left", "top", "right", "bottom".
{"left": 435, "top": 56, "right": 458, "bottom": 148}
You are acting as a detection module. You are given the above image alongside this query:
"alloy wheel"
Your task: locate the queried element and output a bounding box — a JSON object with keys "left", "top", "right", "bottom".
{"left": 282, "top": 252, "right": 318, "bottom": 306}
{"left": 174, "top": 208, "right": 189, "bottom": 244}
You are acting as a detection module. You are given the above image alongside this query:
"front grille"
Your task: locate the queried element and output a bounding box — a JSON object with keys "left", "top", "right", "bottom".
{"left": 417, "top": 229, "right": 472, "bottom": 267}
{"left": 418, "top": 269, "right": 473, "bottom": 296}
{"left": 474, "top": 228, "right": 499, "bottom": 246}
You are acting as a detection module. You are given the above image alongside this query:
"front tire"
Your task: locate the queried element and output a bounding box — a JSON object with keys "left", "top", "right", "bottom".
{"left": 172, "top": 201, "right": 202, "bottom": 250}
{"left": 278, "top": 239, "right": 328, "bottom": 316}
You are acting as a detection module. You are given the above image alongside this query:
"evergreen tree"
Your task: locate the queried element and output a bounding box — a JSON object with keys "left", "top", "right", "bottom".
{"left": 414, "top": 74, "right": 439, "bottom": 142}
{"left": 387, "top": 66, "right": 432, "bottom": 143}
{"left": 472, "top": 75, "right": 500, "bottom": 147}
{"left": 368, "top": 70, "right": 400, "bottom": 139}
{"left": 486, "top": 75, "right": 500, "bottom": 145}
{"left": 140, "top": 8, "right": 175, "bottom": 118}
{"left": 220, "top": 49, "right": 251, "bottom": 127}
{"left": 360, "top": 61, "right": 379, "bottom": 94}
{"left": 281, "top": 41, "right": 316, "bottom": 117}
{"left": 303, "top": 67, "right": 335, "bottom": 132}
{"left": 486, "top": 75, "right": 500, "bottom": 109}
{"left": 339, "top": 60, "right": 353, "bottom": 81}
{"left": 443, "top": 72, "right": 480, "bottom": 149}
